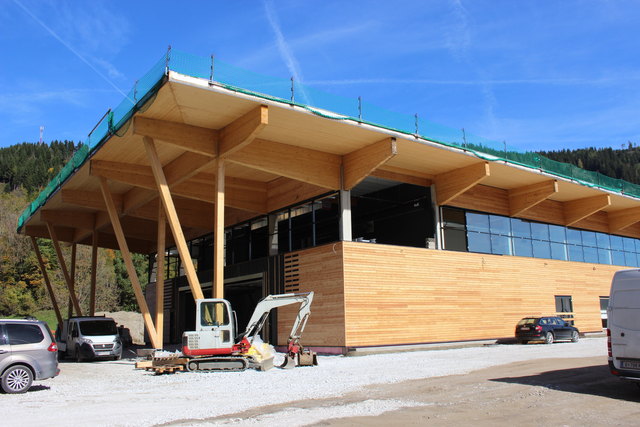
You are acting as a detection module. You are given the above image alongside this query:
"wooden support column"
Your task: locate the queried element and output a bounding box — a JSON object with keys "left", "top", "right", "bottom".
{"left": 46, "top": 223, "right": 82, "bottom": 316}
{"left": 214, "top": 158, "right": 225, "bottom": 299}
{"left": 143, "top": 136, "right": 204, "bottom": 300}
{"left": 30, "top": 237, "right": 63, "bottom": 326}
{"left": 99, "top": 177, "right": 160, "bottom": 349}
{"left": 90, "top": 233, "right": 98, "bottom": 316}
{"left": 70, "top": 243, "right": 77, "bottom": 314}
{"left": 155, "top": 204, "right": 166, "bottom": 346}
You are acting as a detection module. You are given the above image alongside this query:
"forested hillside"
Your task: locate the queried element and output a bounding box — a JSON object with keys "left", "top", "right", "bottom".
{"left": 539, "top": 143, "right": 640, "bottom": 185}
{"left": 0, "top": 141, "right": 78, "bottom": 192}
{"left": 0, "top": 141, "right": 147, "bottom": 318}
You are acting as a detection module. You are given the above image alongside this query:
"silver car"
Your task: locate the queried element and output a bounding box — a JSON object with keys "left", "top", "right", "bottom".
{"left": 0, "top": 319, "right": 59, "bottom": 393}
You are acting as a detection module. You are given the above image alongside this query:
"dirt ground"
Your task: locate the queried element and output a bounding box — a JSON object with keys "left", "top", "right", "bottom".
{"left": 174, "top": 355, "right": 640, "bottom": 426}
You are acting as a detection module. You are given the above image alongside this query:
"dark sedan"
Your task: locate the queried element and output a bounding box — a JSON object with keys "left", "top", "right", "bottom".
{"left": 515, "top": 316, "right": 580, "bottom": 344}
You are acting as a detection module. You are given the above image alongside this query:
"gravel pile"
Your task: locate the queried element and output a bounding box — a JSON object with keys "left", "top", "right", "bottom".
{"left": 2, "top": 338, "right": 607, "bottom": 426}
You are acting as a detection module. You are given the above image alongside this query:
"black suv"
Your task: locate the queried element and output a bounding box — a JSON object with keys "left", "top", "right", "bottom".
{"left": 515, "top": 316, "right": 580, "bottom": 344}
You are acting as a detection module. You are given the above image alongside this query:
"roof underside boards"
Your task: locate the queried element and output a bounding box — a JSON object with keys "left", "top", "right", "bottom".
{"left": 20, "top": 71, "right": 640, "bottom": 252}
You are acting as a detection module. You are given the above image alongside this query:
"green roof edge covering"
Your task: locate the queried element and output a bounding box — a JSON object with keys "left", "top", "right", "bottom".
{"left": 17, "top": 49, "right": 640, "bottom": 234}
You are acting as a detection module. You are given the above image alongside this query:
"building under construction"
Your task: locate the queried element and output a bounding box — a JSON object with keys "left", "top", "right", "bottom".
{"left": 18, "top": 50, "right": 640, "bottom": 352}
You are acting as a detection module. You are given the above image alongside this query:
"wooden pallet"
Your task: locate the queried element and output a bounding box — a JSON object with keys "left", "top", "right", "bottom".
{"left": 145, "top": 364, "right": 185, "bottom": 375}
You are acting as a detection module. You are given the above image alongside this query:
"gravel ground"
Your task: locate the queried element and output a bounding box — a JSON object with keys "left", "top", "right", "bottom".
{"left": 2, "top": 338, "right": 609, "bottom": 426}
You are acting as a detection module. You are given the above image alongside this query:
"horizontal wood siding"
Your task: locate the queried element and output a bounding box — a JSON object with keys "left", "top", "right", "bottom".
{"left": 342, "top": 241, "right": 621, "bottom": 347}
{"left": 277, "top": 243, "right": 346, "bottom": 346}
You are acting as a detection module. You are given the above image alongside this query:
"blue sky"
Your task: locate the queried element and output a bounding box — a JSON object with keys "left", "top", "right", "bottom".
{"left": 2, "top": 0, "right": 640, "bottom": 151}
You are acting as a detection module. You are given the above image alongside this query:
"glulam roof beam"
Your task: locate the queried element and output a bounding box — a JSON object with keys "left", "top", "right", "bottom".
{"left": 342, "top": 137, "right": 397, "bottom": 190}
{"left": 508, "top": 180, "right": 558, "bottom": 217}
{"left": 563, "top": 194, "right": 611, "bottom": 226}
{"left": 219, "top": 105, "right": 269, "bottom": 157}
{"left": 434, "top": 162, "right": 490, "bottom": 206}
{"left": 609, "top": 206, "right": 640, "bottom": 232}
{"left": 90, "top": 160, "right": 267, "bottom": 213}
{"left": 133, "top": 116, "right": 218, "bottom": 157}
{"left": 227, "top": 138, "right": 342, "bottom": 189}
{"left": 370, "top": 167, "right": 432, "bottom": 187}
{"left": 40, "top": 210, "right": 96, "bottom": 230}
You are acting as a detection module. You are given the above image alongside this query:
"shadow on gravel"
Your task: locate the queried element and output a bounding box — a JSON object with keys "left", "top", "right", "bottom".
{"left": 26, "top": 385, "right": 51, "bottom": 393}
{"left": 492, "top": 365, "right": 640, "bottom": 402}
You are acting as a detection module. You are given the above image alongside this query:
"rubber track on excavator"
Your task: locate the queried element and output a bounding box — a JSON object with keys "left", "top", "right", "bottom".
{"left": 186, "top": 357, "right": 248, "bottom": 372}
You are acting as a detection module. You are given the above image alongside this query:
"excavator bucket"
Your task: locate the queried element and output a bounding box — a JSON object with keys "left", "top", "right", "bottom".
{"left": 279, "top": 354, "right": 297, "bottom": 369}
{"left": 278, "top": 349, "right": 318, "bottom": 369}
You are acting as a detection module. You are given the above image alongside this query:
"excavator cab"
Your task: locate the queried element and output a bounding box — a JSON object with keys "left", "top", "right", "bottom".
{"left": 183, "top": 299, "right": 235, "bottom": 356}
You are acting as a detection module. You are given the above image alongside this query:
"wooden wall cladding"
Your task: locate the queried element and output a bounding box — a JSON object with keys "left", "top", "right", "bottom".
{"left": 449, "top": 184, "right": 640, "bottom": 239}
{"left": 276, "top": 243, "right": 347, "bottom": 347}
{"left": 342, "top": 241, "right": 622, "bottom": 347}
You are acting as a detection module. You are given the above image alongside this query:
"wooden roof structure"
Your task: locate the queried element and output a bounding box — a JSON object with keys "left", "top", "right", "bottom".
{"left": 19, "top": 70, "right": 640, "bottom": 348}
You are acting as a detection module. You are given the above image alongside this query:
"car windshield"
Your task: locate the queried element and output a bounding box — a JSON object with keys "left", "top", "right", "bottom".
{"left": 79, "top": 320, "right": 117, "bottom": 336}
{"left": 517, "top": 318, "right": 537, "bottom": 325}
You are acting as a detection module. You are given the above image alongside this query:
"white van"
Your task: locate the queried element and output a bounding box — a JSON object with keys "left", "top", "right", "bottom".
{"left": 608, "top": 269, "right": 640, "bottom": 381}
{"left": 56, "top": 316, "right": 123, "bottom": 362}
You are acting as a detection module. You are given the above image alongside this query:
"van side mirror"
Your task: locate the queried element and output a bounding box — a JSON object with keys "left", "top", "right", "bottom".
{"left": 72, "top": 330, "right": 78, "bottom": 338}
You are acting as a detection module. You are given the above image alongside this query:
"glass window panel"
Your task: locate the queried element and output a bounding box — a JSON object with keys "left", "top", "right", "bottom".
{"left": 532, "top": 240, "right": 551, "bottom": 259}
{"left": 491, "top": 234, "right": 511, "bottom": 255}
{"left": 598, "top": 248, "right": 612, "bottom": 265}
{"left": 612, "top": 250, "right": 626, "bottom": 265}
{"left": 623, "top": 237, "right": 636, "bottom": 253}
{"left": 467, "top": 231, "right": 491, "bottom": 254}
{"left": 513, "top": 237, "right": 533, "bottom": 257}
{"left": 549, "top": 225, "right": 566, "bottom": 243}
{"left": 442, "top": 207, "right": 466, "bottom": 229}
{"left": 625, "top": 252, "right": 638, "bottom": 267}
{"left": 596, "top": 233, "right": 610, "bottom": 249}
{"left": 550, "top": 242, "right": 567, "bottom": 260}
{"left": 490, "top": 215, "right": 511, "bottom": 236}
{"left": 581, "top": 231, "right": 597, "bottom": 247}
{"left": 531, "top": 223, "right": 549, "bottom": 241}
{"left": 610, "top": 235, "right": 624, "bottom": 251}
{"left": 443, "top": 229, "right": 467, "bottom": 252}
{"left": 567, "top": 229, "right": 582, "bottom": 245}
{"left": 466, "top": 213, "right": 490, "bottom": 233}
{"left": 568, "top": 245, "right": 584, "bottom": 262}
{"left": 583, "top": 246, "right": 598, "bottom": 263}
{"left": 511, "top": 218, "right": 531, "bottom": 238}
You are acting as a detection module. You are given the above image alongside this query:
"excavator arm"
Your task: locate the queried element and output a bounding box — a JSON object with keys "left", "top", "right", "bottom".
{"left": 237, "top": 292, "right": 317, "bottom": 368}
{"left": 241, "top": 292, "right": 314, "bottom": 343}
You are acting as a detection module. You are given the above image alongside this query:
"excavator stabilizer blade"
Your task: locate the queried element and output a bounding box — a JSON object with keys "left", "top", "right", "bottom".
{"left": 297, "top": 351, "right": 318, "bottom": 366}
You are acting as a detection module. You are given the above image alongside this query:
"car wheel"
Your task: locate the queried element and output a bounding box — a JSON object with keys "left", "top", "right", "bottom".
{"left": 58, "top": 350, "right": 66, "bottom": 361}
{"left": 521, "top": 340, "right": 528, "bottom": 345}
{"left": 544, "top": 332, "right": 554, "bottom": 344}
{"left": 571, "top": 331, "right": 579, "bottom": 342}
{"left": 1, "top": 365, "right": 33, "bottom": 394}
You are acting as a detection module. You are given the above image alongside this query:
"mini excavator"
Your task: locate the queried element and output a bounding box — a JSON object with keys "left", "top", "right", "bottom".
{"left": 180, "top": 292, "right": 317, "bottom": 371}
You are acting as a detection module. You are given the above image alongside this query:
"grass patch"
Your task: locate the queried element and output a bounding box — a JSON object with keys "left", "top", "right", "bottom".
{"left": 32, "top": 310, "right": 60, "bottom": 331}
{"left": 7, "top": 309, "right": 59, "bottom": 332}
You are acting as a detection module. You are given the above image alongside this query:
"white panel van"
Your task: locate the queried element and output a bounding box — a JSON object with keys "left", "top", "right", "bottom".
{"left": 608, "top": 269, "right": 640, "bottom": 381}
